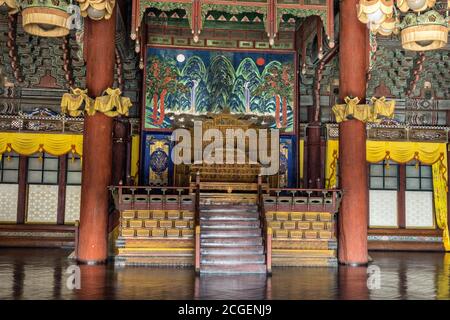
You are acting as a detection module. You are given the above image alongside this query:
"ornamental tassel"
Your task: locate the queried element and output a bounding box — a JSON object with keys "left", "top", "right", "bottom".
{"left": 385, "top": 151, "right": 391, "bottom": 171}
{"left": 38, "top": 145, "right": 44, "bottom": 162}
{"left": 414, "top": 152, "right": 420, "bottom": 170}
{"left": 440, "top": 154, "right": 448, "bottom": 192}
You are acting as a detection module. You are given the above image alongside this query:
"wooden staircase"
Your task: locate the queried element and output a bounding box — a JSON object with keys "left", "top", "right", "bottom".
{"left": 112, "top": 186, "right": 341, "bottom": 270}
{"left": 199, "top": 204, "right": 267, "bottom": 274}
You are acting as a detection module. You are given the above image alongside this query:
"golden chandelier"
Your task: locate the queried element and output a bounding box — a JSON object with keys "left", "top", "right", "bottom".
{"left": 357, "top": 0, "right": 449, "bottom": 51}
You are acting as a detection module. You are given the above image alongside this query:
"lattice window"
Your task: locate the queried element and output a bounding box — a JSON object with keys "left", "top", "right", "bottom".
{"left": 369, "top": 161, "right": 399, "bottom": 190}
{"left": 27, "top": 153, "right": 59, "bottom": 184}
{"left": 66, "top": 154, "right": 81, "bottom": 185}
{"left": 0, "top": 152, "right": 19, "bottom": 183}
{"left": 406, "top": 162, "right": 433, "bottom": 191}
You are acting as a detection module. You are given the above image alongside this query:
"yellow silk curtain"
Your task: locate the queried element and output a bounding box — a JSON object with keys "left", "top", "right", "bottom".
{"left": 131, "top": 135, "right": 140, "bottom": 185}
{"left": 325, "top": 140, "right": 339, "bottom": 189}
{"left": 326, "top": 139, "right": 450, "bottom": 251}
{"left": 0, "top": 133, "right": 83, "bottom": 157}
{"left": 299, "top": 139, "right": 304, "bottom": 180}
{"left": 437, "top": 253, "right": 450, "bottom": 299}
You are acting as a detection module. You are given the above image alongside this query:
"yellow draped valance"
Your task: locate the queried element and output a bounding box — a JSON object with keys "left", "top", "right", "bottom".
{"left": 325, "top": 139, "right": 449, "bottom": 251}
{"left": 0, "top": 133, "right": 83, "bottom": 157}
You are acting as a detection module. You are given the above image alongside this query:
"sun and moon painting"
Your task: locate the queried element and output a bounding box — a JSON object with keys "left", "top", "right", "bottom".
{"left": 144, "top": 47, "right": 296, "bottom": 133}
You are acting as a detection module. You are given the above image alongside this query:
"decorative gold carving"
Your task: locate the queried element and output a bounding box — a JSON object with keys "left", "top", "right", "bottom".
{"left": 332, "top": 96, "right": 396, "bottom": 123}
{"left": 368, "top": 128, "right": 407, "bottom": 140}
{"left": 409, "top": 128, "right": 448, "bottom": 142}
{"left": 77, "top": 0, "right": 116, "bottom": 20}
{"left": 327, "top": 123, "right": 449, "bottom": 143}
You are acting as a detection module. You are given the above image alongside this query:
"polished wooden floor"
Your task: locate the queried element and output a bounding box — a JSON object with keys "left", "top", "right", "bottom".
{"left": 0, "top": 248, "right": 448, "bottom": 299}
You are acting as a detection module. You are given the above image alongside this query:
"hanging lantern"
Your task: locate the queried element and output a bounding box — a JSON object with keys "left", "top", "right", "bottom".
{"left": 357, "top": 0, "right": 395, "bottom": 25}
{"left": 0, "top": 0, "right": 19, "bottom": 14}
{"left": 21, "top": 0, "right": 71, "bottom": 37}
{"left": 377, "top": 16, "right": 400, "bottom": 35}
{"left": 400, "top": 10, "right": 448, "bottom": 51}
{"left": 77, "top": 0, "right": 116, "bottom": 20}
{"left": 396, "top": 0, "right": 436, "bottom": 12}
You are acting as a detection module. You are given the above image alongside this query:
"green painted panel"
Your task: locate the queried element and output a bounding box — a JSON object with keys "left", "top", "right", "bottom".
{"left": 272, "top": 42, "right": 294, "bottom": 50}
{"left": 174, "top": 38, "right": 189, "bottom": 46}
{"left": 189, "top": 39, "right": 205, "bottom": 46}
{"left": 149, "top": 36, "right": 171, "bottom": 45}
{"left": 238, "top": 41, "right": 254, "bottom": 48}
{"left": 206, "top": 40, "right": 238, "bottom": 48}
{"left": 255, "top": 42, "right": 270, "bottom": 49}
{"left": 304, "top": 0, "right": 327, "bottom": 5}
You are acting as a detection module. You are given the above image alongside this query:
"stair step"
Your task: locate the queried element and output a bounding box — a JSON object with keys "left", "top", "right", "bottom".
{"left": 201, "top": 229, "right": 261, "bottom": 238}
{"left": 272, "top": 249, "right": 336, "bottom": 258}
{"left": 201, "top": 245, "right": 264, "bottom": 255}
{"left": 115, "top": 256, "right": 194, "bottom": 266}
{"left": 200, "top": 206, "right": 257, "bottom": 213}
{"left": 272, "top": 256, "right": 338, "bottom": 267}
{"left": 201, "top": 220, "right": 260, "bottom": 229}
{"left": 201, "top": 237, "right": 263, "bottom": 246}
{"left": 200, "top": 264, "right": 267, "bottom": 274}
{"left": 200, "top": 212, "right": 259, "bottom": 221}
{"left": 201, "top": 254, "right": 265, "bottom": 265}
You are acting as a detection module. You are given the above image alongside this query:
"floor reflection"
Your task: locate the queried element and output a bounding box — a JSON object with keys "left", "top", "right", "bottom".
{"left": 0, "top": 248, "right": 449, "bottom": 300}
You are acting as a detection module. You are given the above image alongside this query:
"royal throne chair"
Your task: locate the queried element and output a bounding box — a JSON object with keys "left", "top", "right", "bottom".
{"left": 172, "top": 110, "right": 277, "bottom": 193}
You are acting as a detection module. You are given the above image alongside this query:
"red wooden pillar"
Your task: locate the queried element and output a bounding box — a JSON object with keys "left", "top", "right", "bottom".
{"left": 77, "top": 10, "right": 117, "bottom": 264}
{"left": 338, "top": 0, "right": 369, "bottom": 265}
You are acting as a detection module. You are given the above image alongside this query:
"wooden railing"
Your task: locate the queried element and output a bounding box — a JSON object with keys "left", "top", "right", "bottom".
{"left": 195, "top": 225, "right": 201, "bottom": 274}
{"left": 194, "top": 173, "right": 201, "bottom": 274}
{"left": 110, "top": 185, "right": 202, "bottom": 271}
{"left": 257, "top": 175, "right": 272, "bottom": 274}
{"left": 261, "top": 187, "right": 342, "bottom": 273}
{"left": 264, "top": 188, "right": 342, "bottom": 213}
{"left": 110, "top": 185, "right": 198, "bottom": 212}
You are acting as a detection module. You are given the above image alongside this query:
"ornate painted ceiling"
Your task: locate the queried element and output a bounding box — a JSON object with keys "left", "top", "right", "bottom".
{"left": 0, "top": 8, "right": 140, "bottom": 116}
